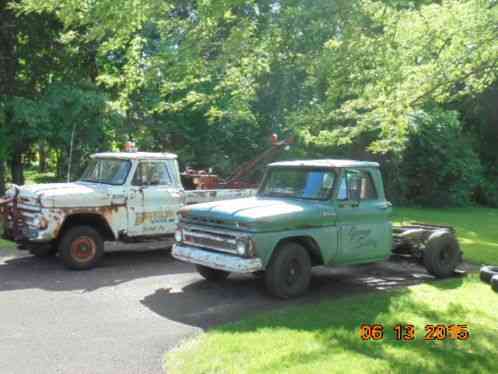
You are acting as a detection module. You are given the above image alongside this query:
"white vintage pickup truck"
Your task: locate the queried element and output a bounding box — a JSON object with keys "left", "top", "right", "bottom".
{"left": 0, "top": 151, "right": 254, "bottom": 269}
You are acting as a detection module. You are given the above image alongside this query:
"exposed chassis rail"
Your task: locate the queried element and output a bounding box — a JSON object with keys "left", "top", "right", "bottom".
{"left": 392, "top": 222, "right": 458, "bottom": 260}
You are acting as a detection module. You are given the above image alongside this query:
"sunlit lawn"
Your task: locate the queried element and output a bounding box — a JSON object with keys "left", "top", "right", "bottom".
{"left": 0, "top": 238, "right": 15, "bottom": 251}
{"left": 165, "top": 275, "right": 498, "bottom": 374}
{"left": 393, "top": 207, "right": 498, "bottom": 265}
{"left": 24, "top": 169, "right": 60, "bottom": 184}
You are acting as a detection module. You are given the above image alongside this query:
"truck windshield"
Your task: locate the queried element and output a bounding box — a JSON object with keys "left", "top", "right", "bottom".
{"left": 259, "top": 168, "right": 336, "bottom": 200}
{"left": 79, "top": 159, "right": 131, "bottom": 185}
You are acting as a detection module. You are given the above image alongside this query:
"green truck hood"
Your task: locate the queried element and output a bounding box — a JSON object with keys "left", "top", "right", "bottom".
{"left": 182, "top": 196, "right": 335, "bottom": 232}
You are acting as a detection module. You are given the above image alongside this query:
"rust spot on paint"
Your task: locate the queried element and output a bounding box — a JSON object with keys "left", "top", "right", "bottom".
{"left": 135, "top": 211, "right": 176, "bottom": 225}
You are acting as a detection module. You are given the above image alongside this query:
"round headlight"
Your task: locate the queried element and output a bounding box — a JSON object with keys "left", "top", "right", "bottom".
{"left": 175, "top": 228, "right": 183, "bottom": 242}
{"left": 236, "top": 239, "right": 247, "bottom": 256}
{"left": 32, "top": 217, "right": 41, "bottom": 227}
{"left": 31, "top": 216, "right": 48, "bottom": 229}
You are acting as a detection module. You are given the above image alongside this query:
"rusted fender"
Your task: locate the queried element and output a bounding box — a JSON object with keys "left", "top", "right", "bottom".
{"left": 0, "top": 197, "right": 13, "bottom": 206}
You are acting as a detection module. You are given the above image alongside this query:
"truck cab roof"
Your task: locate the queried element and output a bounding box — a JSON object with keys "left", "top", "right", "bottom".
{"left": 268, "top": 159, "right": 379, "bottom": 168}
{"left": 91, "top": 152, "right": 178, "bottom": 160}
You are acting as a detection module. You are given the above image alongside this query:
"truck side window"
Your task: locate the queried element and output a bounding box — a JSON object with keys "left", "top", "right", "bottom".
{"left": 132, "top": 161, "right": 173, "bottom": 186}
{"left": 337, "top": 169, "right": 378, "bottom": 200}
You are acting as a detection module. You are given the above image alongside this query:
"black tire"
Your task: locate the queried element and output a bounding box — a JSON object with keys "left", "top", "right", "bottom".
{"left": 265, "top": 241, "right": 311, "bottom": 299}
{"left": 29, "top": 244, "right": 57, "bottom": 257}
{"left": 196, "top": 265, "right": 229, "bottom": 281}
{"left": 423, "top": 230, "right": 461, "bottom": 278}
{"left": 479, "top": 265, "right": 498, "bottom": 284}
{"left": 491, "top": 275, "right": 498, "bottom": 293}
{"left": 58, "top": 226, "right": 104, "bottom": 270}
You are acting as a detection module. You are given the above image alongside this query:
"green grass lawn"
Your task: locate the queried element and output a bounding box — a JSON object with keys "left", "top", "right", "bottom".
{"left": 166, "top": 275, "right": 498, "bottom": 374}
{"left": 24, "top": 169, "right": 60, "bottom": 184}
{"left": 0, "top": 238, "right": 15, "bottom": 251}
{"left": 393, "top": 207, "right": 498, "bottom": 265}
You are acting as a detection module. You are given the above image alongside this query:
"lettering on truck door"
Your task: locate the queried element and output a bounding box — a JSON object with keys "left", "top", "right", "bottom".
{"left": 127, "top": 160, "right": 181, "bottom": 236}
{"left": 335, "top": 168, "right": 390, "bottom": 262}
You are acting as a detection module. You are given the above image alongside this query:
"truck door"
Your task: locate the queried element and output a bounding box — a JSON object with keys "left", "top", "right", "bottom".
{"left": 335, "top": 168, "right": 392, "bottom": 262}
{"left": 127, "top": 160, "right": 183, "bottom": 237}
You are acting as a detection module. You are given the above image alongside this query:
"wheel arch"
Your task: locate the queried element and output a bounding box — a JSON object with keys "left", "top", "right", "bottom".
{"left": 58, "top": 213, "right": 116, "bottom": 242}
{"left": 272, "top": 236, "right": 324, "bottom": 266}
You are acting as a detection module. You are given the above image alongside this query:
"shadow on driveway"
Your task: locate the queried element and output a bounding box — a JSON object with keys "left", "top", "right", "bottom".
{"left": 140, "top": 258, "right": 465, "bottom": 329}
{"left": 0, "top": 242, "right": 192, "bottom": 293}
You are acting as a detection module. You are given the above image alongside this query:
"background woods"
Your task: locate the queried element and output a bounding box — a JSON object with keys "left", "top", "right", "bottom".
{"left": 0, "top": 0, "right": 497, "bottom": 206}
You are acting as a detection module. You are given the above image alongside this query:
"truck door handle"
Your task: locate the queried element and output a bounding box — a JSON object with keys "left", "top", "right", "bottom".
{"left": 321, "top": 212, "right": 336, "bottom": 218}
{"left": 339, "top": 201, "right": 359, "bottom": 208}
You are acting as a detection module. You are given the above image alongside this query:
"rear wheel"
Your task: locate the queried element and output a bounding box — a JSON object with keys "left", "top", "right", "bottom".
{"left": 265, "top": 242, "right": 311, "bottom": 298}
{"left": 59, "top": 226, "right": 104, "bottom": 270}
{"left": 196, "top": 265, "right": 230, "bottom": 281}
{"left": 423, "top": 230, "right": 460, "bottom": 278}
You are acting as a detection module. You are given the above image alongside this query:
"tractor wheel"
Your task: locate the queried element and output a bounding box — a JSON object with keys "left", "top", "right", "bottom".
{"left": 479, "top": 265, "right": 498, "bottom": 284}
{"left": 423, "top": 230, "right": 460, "bottom": 278}
{"left": 491, "top": 275, "right": 498, "bottom": 293}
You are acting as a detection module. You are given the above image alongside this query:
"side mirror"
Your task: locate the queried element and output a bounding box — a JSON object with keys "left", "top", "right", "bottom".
{"left": 348, "top": 175, "right": 361, "bottom": 203}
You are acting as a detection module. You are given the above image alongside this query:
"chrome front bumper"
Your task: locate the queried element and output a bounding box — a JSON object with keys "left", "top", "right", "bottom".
{"left": 172, "top": 244, "right": 263, "bottom": 273}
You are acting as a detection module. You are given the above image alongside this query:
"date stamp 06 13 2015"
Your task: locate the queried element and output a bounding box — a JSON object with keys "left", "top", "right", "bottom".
{"left": 360, "top": 323, "right": 470, "bottom": 342}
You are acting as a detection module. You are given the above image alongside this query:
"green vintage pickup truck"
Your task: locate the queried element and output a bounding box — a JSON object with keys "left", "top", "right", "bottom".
{"left": 172, "top": 159, "right": 462, "bottom": 298}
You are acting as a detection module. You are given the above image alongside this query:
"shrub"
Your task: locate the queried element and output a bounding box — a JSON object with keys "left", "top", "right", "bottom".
{"left": 399, "top": 109, "right": 482, "bottom": 207}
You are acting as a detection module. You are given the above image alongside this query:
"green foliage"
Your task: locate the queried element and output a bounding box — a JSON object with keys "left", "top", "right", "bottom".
{"left": 478, "top": 174, "right": 498, "bottom": 208}
{"left": 396, "top": 109, "right": 482, "bottom": 207}
{"left": 299, "top": 0, "right": 498, "bottom": 152}
{"left": 41, "top": 83, "right": 123, "bottom": 178}
{"left": 4, "top": 0, "right": 498, "bottom": 207}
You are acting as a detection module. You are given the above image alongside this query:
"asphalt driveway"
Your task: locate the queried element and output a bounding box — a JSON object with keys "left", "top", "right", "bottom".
{"left": 0, "top": 243, "right": 464, "bottom": 374}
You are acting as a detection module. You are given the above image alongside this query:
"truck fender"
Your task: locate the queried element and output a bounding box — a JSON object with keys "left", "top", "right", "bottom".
{"left": 57, "top": 212, "right": 116, "bottom": 242}
{"left": 270, "top": 236, "right": 324, "bottom": 267}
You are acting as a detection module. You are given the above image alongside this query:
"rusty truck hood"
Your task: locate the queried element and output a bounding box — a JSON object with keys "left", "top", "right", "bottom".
{"left": 17, "top": 182, "right": 112, "bottom": 208}
{"left": 181, "top": 196, "right": 335, "bottom": 232}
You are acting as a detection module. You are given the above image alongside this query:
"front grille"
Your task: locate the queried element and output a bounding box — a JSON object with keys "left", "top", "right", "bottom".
{"left": 183, "top": 226, "right": 238, "bottom": 254}
{"left": 188, "top": 216, "right": 231, "bottom": 227}
{"left": 8, "top": 200, "right": 41, "bottom": 227}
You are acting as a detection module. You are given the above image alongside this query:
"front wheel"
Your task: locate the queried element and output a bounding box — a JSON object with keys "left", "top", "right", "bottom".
{"left": 196, "top": 265, "right": 229, "bottom": 281}
{"left": 59, "top": 226, "right": 104, "bottom": 270}
{"left": 265, "top": 242, "right": 311, "bottom": 299}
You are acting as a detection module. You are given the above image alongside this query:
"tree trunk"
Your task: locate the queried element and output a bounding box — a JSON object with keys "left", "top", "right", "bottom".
{"left": 38, "top": 143, "right": 48, "bottom": 173}
{"left": 0, "top": 161, "right": 5, "bottom": 195}
{"left": 55, "top": 149, "right": 65, "bottom": 179}
{"left": 10, "top": 149, "right": 24, "bottom": 185}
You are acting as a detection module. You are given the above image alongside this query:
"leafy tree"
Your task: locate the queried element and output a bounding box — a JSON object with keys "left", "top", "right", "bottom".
{"left": 393, "top": 109, "right": 482, "bottom": 206}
